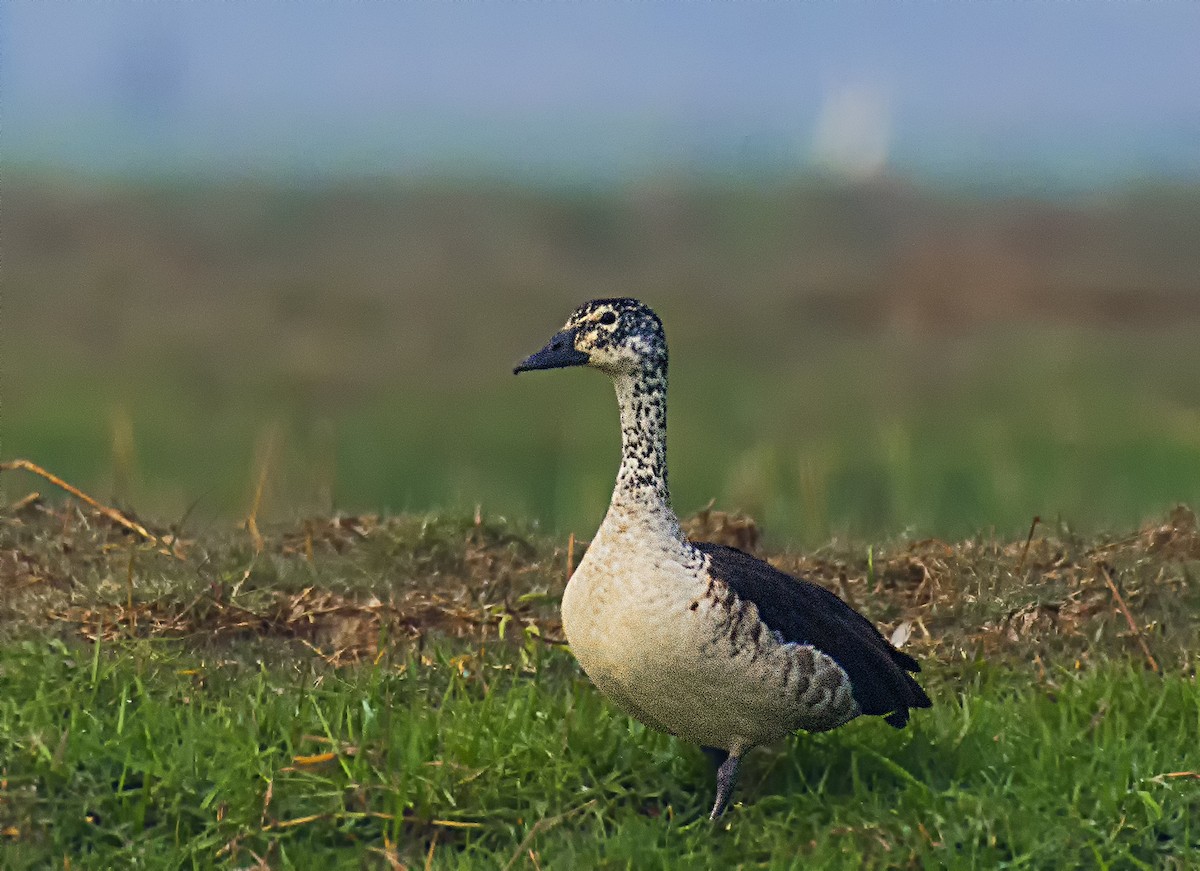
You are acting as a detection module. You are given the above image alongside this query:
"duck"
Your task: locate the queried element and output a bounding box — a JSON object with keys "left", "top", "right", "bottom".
{"left": 514, "top": 298, "right": 931, "bottom": 819}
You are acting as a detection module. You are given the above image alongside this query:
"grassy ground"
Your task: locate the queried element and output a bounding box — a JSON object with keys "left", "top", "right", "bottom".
{"left": 2, "top": 639, "right": 1196, "bottom": 869}
{"left": 2, "top": 498, "right": 1198, "bottom": 868}
{"left": 5, "top": 176, "right": 1200, "bottom": 866}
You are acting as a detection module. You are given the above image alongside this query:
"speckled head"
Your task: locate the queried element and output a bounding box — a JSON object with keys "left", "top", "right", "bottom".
{"left": 514, "top": 298, "right": 667, "bottom": 378}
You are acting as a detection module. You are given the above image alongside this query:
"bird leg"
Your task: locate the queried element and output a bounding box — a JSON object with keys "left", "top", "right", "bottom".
{"left": 709, "top": 751, "right": 742, "bottom": 820}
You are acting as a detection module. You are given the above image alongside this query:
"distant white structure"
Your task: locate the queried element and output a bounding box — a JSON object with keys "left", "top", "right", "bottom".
{"left": 811, "top": 83, "right": 891, "bottom": 179}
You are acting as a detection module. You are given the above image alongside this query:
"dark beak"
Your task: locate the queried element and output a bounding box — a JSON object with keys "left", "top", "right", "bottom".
{"left": 513, "top": 328, "right": 589, "bottom": 374}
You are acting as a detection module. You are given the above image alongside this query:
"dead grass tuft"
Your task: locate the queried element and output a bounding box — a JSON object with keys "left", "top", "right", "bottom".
{"left": 768, "top": 507, "right": 1200, "bottom": 675}
{"left": 682, "top": 500, "right": 761, "bottom": 552}
{"left": 2, "top": 484, "right": 1197, "bottom": 675}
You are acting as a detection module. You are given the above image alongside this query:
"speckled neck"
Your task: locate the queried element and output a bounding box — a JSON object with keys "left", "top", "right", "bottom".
{"left": 606, "top": 360, "right": 682, "bottom": 538}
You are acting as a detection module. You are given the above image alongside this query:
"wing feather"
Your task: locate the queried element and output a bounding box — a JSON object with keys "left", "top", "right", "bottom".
{"left": 695, "top": 542, "right": 932, "bottom": 727}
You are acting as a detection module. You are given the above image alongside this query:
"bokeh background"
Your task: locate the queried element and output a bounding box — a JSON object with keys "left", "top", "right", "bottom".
{"left": 4, "top": 3, "right": 1200, "bottom": 546}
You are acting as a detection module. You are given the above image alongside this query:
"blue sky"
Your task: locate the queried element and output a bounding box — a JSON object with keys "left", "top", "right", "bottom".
{"left": 4, "top": 2, "right": 1199, "bottom": 184}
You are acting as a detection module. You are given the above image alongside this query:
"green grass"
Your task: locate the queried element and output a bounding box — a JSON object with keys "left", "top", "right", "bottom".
{"left": 1, "top": 639, "right": 1197, "bottom": 869}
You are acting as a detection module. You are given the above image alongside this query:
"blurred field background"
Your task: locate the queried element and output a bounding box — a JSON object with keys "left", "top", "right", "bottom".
{"left": 8, "top": 176, "right": 1200, "bottom": 547}
{"left": 4, "top": 3, "right": 1200, "bottom": 546}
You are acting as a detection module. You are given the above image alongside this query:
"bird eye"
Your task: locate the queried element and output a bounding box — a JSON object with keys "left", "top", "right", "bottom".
{"left": 599, "top": 311, "right": 617, "bottom": 326}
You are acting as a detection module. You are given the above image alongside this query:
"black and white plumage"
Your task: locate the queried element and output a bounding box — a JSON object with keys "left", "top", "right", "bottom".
{"left": 514, "top": 298, "right": 930, "bottom": 819}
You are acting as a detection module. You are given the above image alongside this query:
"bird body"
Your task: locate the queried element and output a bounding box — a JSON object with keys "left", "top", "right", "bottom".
{"left": 565, "top": 525, "right": 861, "bottom": 749}
{"left": 514, "top": 298, "right": 930, "bottom": 818}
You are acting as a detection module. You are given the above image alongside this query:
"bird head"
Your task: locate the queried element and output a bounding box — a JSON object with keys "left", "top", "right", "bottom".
{"left": 514, "top": 298, "right": 666, "bottom": 378}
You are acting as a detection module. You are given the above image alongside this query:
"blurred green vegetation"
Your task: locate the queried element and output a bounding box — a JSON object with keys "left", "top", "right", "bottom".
{"left": 5, "top": 175, "right": 1200, "bottom": 545}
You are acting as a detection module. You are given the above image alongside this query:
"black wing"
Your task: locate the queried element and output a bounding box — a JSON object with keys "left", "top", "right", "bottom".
{"left": 695, "top": 542, "right": 932, "bottom": 728}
